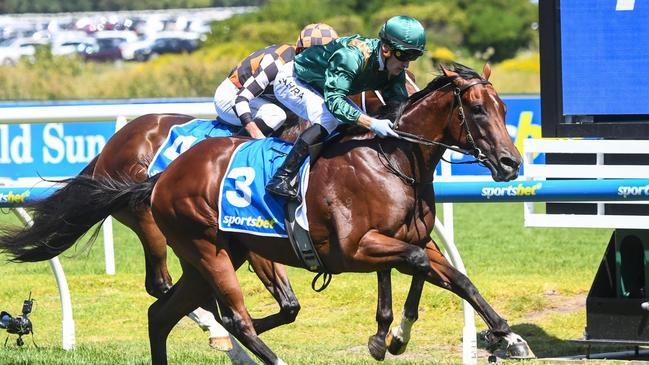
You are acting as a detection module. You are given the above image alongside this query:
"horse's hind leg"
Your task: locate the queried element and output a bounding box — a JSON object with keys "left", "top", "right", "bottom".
{"left": 195, "top": 241, "right": 287, "bottom": 365}
{"left": 114, "top": 209, "right": 241, "bottom": 354}
{"left": 112, "top": 209, "right": 173, "bottom": 297}
{"left": 247, "top": 251, "right": 300, "bottom": 335}
{"left": 148, "top": 261, "right": 212, "bottom": 365}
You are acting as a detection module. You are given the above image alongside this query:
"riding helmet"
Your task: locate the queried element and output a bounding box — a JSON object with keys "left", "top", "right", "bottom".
{"left": 378, "top": 16, "right": 426, "bottom": 53}
{"left": 296, "top": 23, "right": 338, "bottom": 51}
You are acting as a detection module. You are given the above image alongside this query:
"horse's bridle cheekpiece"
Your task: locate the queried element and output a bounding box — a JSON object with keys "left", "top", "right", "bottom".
{"left": 451, "top": 79, "right": 492, "bottom": 164}
{"left": 379, "top": 78, "right": 492, "bottom": 185}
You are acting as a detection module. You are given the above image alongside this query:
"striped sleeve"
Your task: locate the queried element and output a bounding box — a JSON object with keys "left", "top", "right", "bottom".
{"left": 233, "top": 53, "right": 282, "bottom": 125}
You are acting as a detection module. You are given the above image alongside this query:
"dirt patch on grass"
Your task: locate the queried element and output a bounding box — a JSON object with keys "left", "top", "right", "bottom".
{"left": 523, "top": 291, "right": 587, "bottom": 322}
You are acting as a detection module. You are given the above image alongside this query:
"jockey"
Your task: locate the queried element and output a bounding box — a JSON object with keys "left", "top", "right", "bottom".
{"left": 213, "top": 23, "right": 339, "bottom": 138}
{"left": 266, "top": 15, "right": 426, "bottom": 198}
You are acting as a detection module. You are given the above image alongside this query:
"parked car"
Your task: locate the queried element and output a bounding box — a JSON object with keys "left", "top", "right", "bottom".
{"left": 82, "top": 31, "right": 137, "bottom": 62}
{"left": 0, "top": 37, "right": 48, "bottom": 65}
{"left": 133, "top": 36, "right": 199, "bottom": 61}
{"left": 82, "top": 37, "right": 124, "bottom": 61}
{"left": 120, "top": 31, "right": 198, "bottom": 61}
{"left": 51, "top": 37, "right": 98, "bottom": 56}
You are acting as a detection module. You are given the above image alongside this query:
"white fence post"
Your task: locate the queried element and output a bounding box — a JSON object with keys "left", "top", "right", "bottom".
{"left": 102, "top": 217, "right": 115, "bottom": 276}
{"left": 435, "top": 151, "right": 477, "bottom": 365}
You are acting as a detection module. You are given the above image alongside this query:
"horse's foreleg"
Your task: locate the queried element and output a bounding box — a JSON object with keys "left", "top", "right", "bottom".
{"left": 353, "top": 230, "right": 438, "bottom": 359}
{"left": 424, "top": 241, "right": 510, "bottom": 333}
{"left": 397, "top": 240, "right": 534, "bottom": 358}
{"left": 386, "top": 274, "right": 424, "bottom": 356}
{"left": 247, "top": 251, "right": 300, "bottom": 335}
{"left": 368, "top": 270, "right": 393, "bottom": 361}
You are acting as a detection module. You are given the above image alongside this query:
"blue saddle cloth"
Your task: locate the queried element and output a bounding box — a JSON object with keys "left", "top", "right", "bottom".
{"left": 219, "top": 138, "right": 305, "bottom": 237}
{"left": 148, "top": 118, "right": 240, "bottom": 176}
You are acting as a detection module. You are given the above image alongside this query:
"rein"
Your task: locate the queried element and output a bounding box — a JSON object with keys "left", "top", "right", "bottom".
{"left": 378, "top": 78, "right": 492, "bottom": 185}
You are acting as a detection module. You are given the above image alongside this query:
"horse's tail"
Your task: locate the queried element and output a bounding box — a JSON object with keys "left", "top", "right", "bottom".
{"left": 0, "top": 174, "right": 159, "bottom": 263}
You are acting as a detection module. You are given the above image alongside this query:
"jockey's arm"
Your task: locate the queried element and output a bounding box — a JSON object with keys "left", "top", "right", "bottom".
{"left": 234, "top": 53, "right": 281, "bottom": 138}
{"left": 323, "top": 50, "right": 364, "bottom": 125}
{"left": 356, "top": 113, "right": 374, "bottom": 129}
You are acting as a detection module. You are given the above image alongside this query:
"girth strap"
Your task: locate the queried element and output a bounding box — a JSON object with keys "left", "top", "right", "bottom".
{"left": 284, "top": 200, "right": 331, "bottom": 291}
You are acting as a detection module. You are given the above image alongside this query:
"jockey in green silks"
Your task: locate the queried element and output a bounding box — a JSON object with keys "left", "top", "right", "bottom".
{"left": 266, "top": 15, "right": 426, "bottom": 199}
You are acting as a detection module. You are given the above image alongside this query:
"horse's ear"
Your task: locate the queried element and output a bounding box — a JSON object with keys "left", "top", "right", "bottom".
{"left": 440, "top": 65, "right": 458, "bottom": 79}
{"left": 482, "top": 63, "right": 492, "bottom": 80}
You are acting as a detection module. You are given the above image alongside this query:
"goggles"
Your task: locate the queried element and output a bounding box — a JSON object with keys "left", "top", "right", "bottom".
{"left": 393, "top": 48, "right": 422, "bottom": 62}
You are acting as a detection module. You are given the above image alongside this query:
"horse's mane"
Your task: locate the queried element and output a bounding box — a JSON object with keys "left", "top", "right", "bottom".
{"left": 375, "top": 62, "right": 482, "bottom": 122}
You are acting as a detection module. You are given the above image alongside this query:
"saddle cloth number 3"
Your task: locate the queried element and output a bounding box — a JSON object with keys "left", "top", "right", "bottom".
{"left": 226, "top": 167, "right": 255, "bottom": 208}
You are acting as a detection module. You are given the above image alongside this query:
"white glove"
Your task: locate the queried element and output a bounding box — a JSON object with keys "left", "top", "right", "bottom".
{"left": 369, "top": 118, "right": 398, "bottom": 138}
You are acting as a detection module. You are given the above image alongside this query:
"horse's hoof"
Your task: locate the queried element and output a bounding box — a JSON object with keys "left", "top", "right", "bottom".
{"left": 367, "top": 335, "right": 387, "bottom": 361}
{"left": 488, "top": 355, "right": 497, "bottom": 363}
{"left": 479, "top": 330, "right": 501, "bottom": 353}
{"left": 507, "top": 341, "right": 535, "bottom": 359}
{"left": 385, "top": 331, "right": 408, "bottom": 356}
{"left": 209, "top": 335, "right": 233, "bottom": 351}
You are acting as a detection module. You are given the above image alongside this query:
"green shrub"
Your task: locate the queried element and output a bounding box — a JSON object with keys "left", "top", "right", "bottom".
{"left": 460, "top": 0, "right": 537, "bottom": 62}
{"left": 368, "top": 2, "right": 468, "bottom": 50}
{"left": 235, "top": 21, "right": 300, "bottom": 46}
{"left": 321, "top": 15, "right": 366, "bottom": 37}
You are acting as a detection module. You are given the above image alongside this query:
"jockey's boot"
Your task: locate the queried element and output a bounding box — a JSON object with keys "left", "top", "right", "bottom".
{"left": 266, "top": 124, "right": 328, "bottom": 199}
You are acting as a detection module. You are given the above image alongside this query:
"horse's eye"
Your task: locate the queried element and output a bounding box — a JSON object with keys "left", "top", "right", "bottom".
{"left": 471, "top": 105, "right": 485, "bottom": 114}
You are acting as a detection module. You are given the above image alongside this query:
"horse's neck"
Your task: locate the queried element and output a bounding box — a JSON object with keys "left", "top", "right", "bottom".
{"left": 395, "top": 99, "right": 450, "bottom": 182}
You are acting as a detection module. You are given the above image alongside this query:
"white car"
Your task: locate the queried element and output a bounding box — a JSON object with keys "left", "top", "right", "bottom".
{"left": 0, "top": 37, "right": 48, "bottom": 65}
{"left": 51, "top": 36, "right": 96, "bottom": 56}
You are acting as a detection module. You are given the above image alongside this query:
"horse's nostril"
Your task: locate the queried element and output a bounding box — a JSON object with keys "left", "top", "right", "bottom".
{"left": 500, "top": 155, "right": 520, "bottom": 169}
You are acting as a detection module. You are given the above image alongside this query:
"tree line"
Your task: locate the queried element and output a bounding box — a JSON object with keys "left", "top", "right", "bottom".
{"left": 206, "top": 0, "right": 537, "bottom": 63}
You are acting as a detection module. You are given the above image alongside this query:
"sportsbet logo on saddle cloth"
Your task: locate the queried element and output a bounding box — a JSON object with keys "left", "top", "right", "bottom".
{"left": 219, "top": 138, "right": 309, "bottom": 237}
{"left": 148, "top": 119, "right": 240, "bottom": 176}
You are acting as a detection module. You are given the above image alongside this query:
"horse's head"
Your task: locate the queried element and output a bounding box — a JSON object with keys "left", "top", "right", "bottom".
{"left": 399, "top": 63, "right": 521, "bottom": 182}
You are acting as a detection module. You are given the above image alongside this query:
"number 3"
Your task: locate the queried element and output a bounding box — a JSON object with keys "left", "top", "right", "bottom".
{"left": 225, "top": 167, "right": 256, "bottom": 208}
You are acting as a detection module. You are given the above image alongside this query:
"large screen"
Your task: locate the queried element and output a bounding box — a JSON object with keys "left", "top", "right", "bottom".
{"left": 540, "top": 0, "right": 649, "bottom": 138}
{"left": 561, "top": 1, "right": 649, "bottom": 115}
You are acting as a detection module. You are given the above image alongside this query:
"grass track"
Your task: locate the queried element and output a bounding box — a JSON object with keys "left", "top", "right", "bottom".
{"left": 0, "top": 202, "right": 613, "bottom": 364}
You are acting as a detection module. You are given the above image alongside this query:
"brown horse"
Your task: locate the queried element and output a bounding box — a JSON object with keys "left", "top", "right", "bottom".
{"left": 3, "top": 63, "right": 523, "bottom": 364}
{"left": 0, "top": 66, "right": 530, "bottom": 363}
{"left": 142, "top": 63, "right": 530, "bottom": 364}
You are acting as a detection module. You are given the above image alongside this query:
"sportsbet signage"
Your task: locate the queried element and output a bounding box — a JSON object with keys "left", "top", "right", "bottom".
{"left": 0, "top": 97, "right": 541, "bottom": 180}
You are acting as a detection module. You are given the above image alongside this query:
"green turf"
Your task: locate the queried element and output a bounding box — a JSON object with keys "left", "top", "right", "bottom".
{"left": 0, "top": 202, "right": 616, "bottom": 364}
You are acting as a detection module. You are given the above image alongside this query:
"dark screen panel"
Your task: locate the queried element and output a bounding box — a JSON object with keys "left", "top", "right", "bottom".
{"left": 561, "top": 1, "right": 649, "bottom": 115}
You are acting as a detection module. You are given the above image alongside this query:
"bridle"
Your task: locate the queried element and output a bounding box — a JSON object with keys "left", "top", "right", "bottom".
{"left": 395, "top": 79, "right": 491, "bottom": 163}
{"left": 378, "top": 78, "right": 493, "bottom": 185}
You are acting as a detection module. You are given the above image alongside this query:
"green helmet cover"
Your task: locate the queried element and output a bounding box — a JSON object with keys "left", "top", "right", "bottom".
{"left": 379, "top": 16, "right": 426, "bottom": 52}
